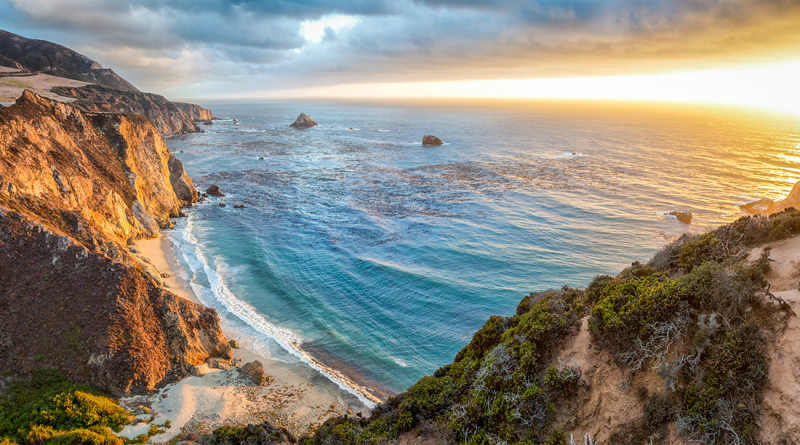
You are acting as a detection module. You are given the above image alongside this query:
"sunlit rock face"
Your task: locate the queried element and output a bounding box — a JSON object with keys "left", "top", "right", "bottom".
{"left": 741, "top": 181, "right": 800, "bottom": 215}
{"left": 0, "top": 90, "right": 227, "bottom": 396}
{"left": 0, "top": 91, "right": 196, "bottom": 243}
{"left": 174, "top": 102, "right": 216, "bottom": 121}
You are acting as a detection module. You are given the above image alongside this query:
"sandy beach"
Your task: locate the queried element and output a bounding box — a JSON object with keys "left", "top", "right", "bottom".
{"left": 123, "top": 233, "right": 372, "bottom": 442}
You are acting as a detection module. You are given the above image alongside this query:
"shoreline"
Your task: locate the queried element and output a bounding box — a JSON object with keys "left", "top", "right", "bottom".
{"left": 124, "top": 232, "right": 373, "bottom": 442}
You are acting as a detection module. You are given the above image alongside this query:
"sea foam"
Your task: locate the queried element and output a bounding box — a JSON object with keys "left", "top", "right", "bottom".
{"left": 168, "top": 214, "right": 381, "bottom": 407}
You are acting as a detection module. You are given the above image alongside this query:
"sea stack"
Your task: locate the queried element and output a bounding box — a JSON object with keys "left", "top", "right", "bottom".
{"left": 206, "top": 184, "right": 225, "bottom": 197}
{"left": 290, "top": 113, "right": 318, "bottom": 128}
{"left": 423, "top": 134, "right": 443, "bottom": 146}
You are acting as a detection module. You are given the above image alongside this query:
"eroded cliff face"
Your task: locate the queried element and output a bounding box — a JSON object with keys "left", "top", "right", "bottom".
{"left": 0, "top": 90, "right": 196, "bottom": 245}
{"left": 174, "top": 102, "right": 216, "bottom": 121}
{"left": 52, "top": 85, "right": 208, "bottom": 136}
{"left": 0, "top": 90, "right": 226, "bottom": 396}
{"left": 0, "top": 208, "right": 229, "bottom": 395}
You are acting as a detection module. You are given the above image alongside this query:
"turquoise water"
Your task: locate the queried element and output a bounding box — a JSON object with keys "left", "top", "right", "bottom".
{"left": 164, "top": 99, "right": 800, "bottom": 403}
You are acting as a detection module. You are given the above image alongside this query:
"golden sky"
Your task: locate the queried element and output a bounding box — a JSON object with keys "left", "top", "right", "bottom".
{"left": 2, "top": 0, "right": 800, "bottom": 110}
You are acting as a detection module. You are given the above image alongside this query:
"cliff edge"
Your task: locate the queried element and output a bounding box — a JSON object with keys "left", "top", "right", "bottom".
{"left": 52, "top": 85, "right": 211, "bottom": 136}
{"left": 0, "top": 91, "right": 226, "bottom": 396}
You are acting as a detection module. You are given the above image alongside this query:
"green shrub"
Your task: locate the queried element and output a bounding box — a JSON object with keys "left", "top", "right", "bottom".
{"left": 589, "top": 273, "right": 682, "bottom": 341}
{"left": 315, "top": 214, "right": 792, "bottom": 445}
{"left": 24, "top": 425, "right": 56, "bottom": 444}
{"left": 679, "top": 261, "right": 766, "bottom": 317}
{"left": 454, "top": 316, "right": 505, "bottom": 363}
{"left": 60, "top": 428, "right": 106, "bottom": 445}
{"left": 678, "top": 233, "right": 722, "bottom": 271}
{"left": 0, "top": 370, "right": 129, "bottom": 444}
{"left": 767, "top": 210, "right": 800, "bottom": 241}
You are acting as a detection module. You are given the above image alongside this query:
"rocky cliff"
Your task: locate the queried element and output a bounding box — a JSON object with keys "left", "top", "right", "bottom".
{"left": 0, "top": 29, "right": 138, "bottom": 92}
{"left": 52, "top": 85, "right": 209, "bottom": 136}
{"left": 174, "top": 102, "right": 216, "bottom": 121}
{"left": 0, "top": 91, "right": 226, "bottom": 396}
{"left": 741, "top": 180, "right": 800, "bottom": 215}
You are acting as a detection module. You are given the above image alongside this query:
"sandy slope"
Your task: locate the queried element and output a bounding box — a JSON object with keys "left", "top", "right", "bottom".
{"left": 126, "top": 235, "right": 370, "bottom": 442}
{"left": 748, "top": 237, "right": 800, "bottom": 444}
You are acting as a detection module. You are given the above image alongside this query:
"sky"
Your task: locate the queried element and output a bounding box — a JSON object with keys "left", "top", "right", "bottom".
{"left": 1, "top": 0, "right": 800, "bottom": 109}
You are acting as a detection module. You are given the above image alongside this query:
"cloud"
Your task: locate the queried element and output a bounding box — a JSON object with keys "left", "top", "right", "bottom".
{"left": 1, "top": 0, "right": 799, "bottom": 98}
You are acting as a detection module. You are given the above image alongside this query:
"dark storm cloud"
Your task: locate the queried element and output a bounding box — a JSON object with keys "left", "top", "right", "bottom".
{"left": 1, "top": 0, "right": 799, "bottom": 96}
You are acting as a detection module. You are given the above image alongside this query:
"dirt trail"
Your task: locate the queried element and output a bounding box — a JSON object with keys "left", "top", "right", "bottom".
{"left": 747, "top": 237, "right": 800, "bottom": 444}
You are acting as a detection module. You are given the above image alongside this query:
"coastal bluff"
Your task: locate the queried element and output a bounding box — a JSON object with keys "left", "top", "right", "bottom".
{"left": 52, "top": 85, "right": 212, "bottom": 136}
{"left": 0, "top": 29, "right": 213, "bottom": 137}
{"left": 0, "top": 91, "right": 228, "bottom": 396}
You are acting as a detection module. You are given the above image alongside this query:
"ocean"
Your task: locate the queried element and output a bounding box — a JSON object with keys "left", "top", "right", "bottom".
{"left": 163, "top": 99, "right": 800, "bottom": 404}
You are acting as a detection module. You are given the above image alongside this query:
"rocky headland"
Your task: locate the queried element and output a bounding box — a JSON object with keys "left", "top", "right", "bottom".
{"left": 0, "top": 90, "right": 229, "bottom": 396}
{"left": 174, "top": 102, "right": 216, "bottom": 121}
{"left": 0, "top": 29, "right": 138, "bottom": 92}
{"left": 52, "top": 85, "right": 210, "bottom": 136}
{"left": 741, "top": 181, "right": 800, "bottom": 215}
{"left": 0, "top": 29, "right": 213, "bottom": 136}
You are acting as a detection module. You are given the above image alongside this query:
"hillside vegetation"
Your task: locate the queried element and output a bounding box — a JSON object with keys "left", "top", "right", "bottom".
{"left": 0, "top": 369, "right": 174, "bottom": 445}
{"left": 305, "top": 210, "right": 800, "bottom": 445}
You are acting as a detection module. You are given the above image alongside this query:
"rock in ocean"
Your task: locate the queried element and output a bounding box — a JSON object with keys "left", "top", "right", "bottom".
{"left": 423, "top": 134, "right": 443, "bottom": 146}
{"left": 290, "top": 113, "right": 318, "bottom": 128}
{"left": 206, "top": 184, "right": 225, "bottom": 197}
{"left": 669, "top": 211, "right": 692, "bottom": 224}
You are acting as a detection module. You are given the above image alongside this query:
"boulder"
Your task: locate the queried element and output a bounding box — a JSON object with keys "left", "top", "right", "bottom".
{"left": 668, "top": 211, "right": 692, "bottom": 224}
{"left": 229, "top": 340, "right": 239, "bottom": 349}
{"left": 219, "top": 203, "right": 226, "bottom": 207}
{"left": 240, "top": 360, "right": 267, "bottom": 385}
{"left": 221, "top": 345, "right": 235, "bottom": 359}
{"left": 422, "top": 134, "right": 443, "bottom": 146}
{"left": 206, "top": 185, "right": 225, "bottom": 197}
{"left": 202, "top": 120, "right": 213, "bottom": 125}
{"left": 290, "top": 113, "right": 318, "bottom": 128}
{"left": 205, "top": 357, "right": 232, "bottom": 370}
